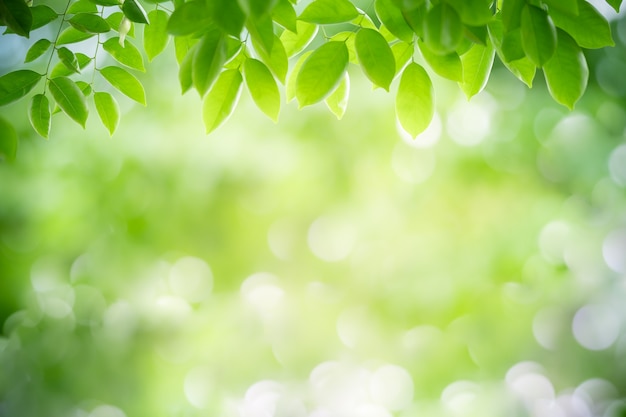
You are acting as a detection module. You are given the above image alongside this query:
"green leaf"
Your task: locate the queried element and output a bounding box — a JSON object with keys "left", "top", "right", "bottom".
{"left": 501, "top": 0, "right": 524, "bottom": 31}
{"left": 355, "top": 28, "right": 395, "bottom": 91}
{"left": 167, "top": 1, "right": 211, "bottom": 36}
{"left": 353, "top": 8, "right": 377, "bottom": 29}
{"left": 68, "top": 13, "right": 110, "bottom": 33}
{"left": 237, "top": 0, "right": 277, "bottom": 18}
{"left": 391, "top": 41, "right": 413, "bottom": 75}
{"left": 418, "top": 39, "right": 462, "bottom": 82}
{"left": 178, "top": 41, "right": 196, "bottom": 93}
{"left": 329, "top": 31, "right": 358, "bottom": 64}
{"left": 280, "top": 20, "right": 318, "bottom": 57}
{"left": 375, "top": 0, "right": 414, "bottom": 43}
{"left": 91, "top": 0, "right": 121, "bottom": 5}
{"left": 174, "top": 36, "right": 197, "bottom": 65}
{"left": 286, "top": 50, "right": 312, "bottom": 102}
{"left": 100, "top": 66, "right": 146, "bottom": 105}
{"left": 488, "top": 19, "right": 535, "bottom": 87}
{"left": 252, "top": 34, "right": 288, "bottom": 84}
{"left": 0, "top": 116, "right": 17, "bottom": 162}
{"left": 424, "top": 3, "right": 463, "bottom": 54}
{"left": 76, "top": 52, "right": 92, "bottom": 69}
{"left": 68, "top": 0, "right": 97, "bottom": 14}
{"left": 395, "top": 62, "right": 433, "bottom": 138}
{"left": 224, "top": 44, "right": 245, "bottom": 70}
{"left": 465, "top": 24, "right": 488, "bottom": 46}
{"left": 28, "top": 93, "right": 50, "bottom": 138}
{"left": 143, "top": 9, "right": 169, "bottom": 61}
{"left": 272, "top": 0, "right": 297, "bottom": 32}
{"left": 500, "top": 28, "right": 525, "bottom": 62}
{"left": 103, "top": 37, "right": 145, "bottom": 71}
{"left": 48, "top": 76, "right": 89, "bottom": 127}
{"left": 299, "top": 0, "right": 359, "bottom": 24}
{"left": 246, "top": 14, "right": 274, "bottom": 54}
{"left": 0, "top": 69, "right": 41, "bottom": 106}
{"left": 505, "top": 57, "right": 536, "bottom": 87}
{"left": 57, "top": 47, "right": 80, "bottom": 73}
{"left": 542, "top": 0, "right": 578, "bottom": 15}
{"left": 521, "top": 4, "right": 556, "bottom": 67}
{"left": 244, "top": 58, "right": 280, "bottom": 121}
{"left": 192, "top": 30, "right": 227, "bottom": 96}
{"left": 550, "top": 0, "right": 614, "bottom": 49}
{"left": 75, "top": 80, "right": 92, "bottom": 95}
{"left": 107, "top": 12, "right": 135, "bottom": 37}
{"left": 94, "top": 91, "right": 120, "bottom": 135}
{"left": 296, "top": 41, "right": 349, "bottom": 107}
{"left": 543, "top": 29, "right": 588, "bottom": 110}
{"left": 57, "top": 27, "right": 95, "bottom": 45}
{"left": 202, "top": 68, "right": 243, "bottom": 133}
{"left": 391, "top": 0, "right": 426, "bottom": 9}
{"left": 605, "top": 0, "right": 622, "bottom": 13}
{"left": 459, "top": 39, "right": 495, "bottom": 98}
{"left": 122, "top": 0, "right": 149, "bottom": 24}
{"left": 0, "top": 0, "right": 32, "bottom": 37}
{"left": 325, "top": 72, "right": 349, "bottom": 120}
{"left": 402, "top": 5, "right": 427, "bottom": 37}
{"left": 50, "top": 61, "right": 74, "bottom": 78}
{"left": 209, "top": 0, "right": 245, "bottom": 36}
{"left": 446, "top": 0, "right": 493, "bottom": 26}
{"left": 24, "top": 38, "right": 52, "bottom": 63}
{"left": 30, "top": 5, "right": 59, "bottom": 30}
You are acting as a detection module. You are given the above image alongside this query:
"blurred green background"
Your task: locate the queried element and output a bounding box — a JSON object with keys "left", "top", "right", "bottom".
{"left": 2, "top": 8, "right": 626, "bottom": 417}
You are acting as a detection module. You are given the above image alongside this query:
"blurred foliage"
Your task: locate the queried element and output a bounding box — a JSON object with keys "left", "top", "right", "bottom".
{"left": 2, "top": 10, "right": 626, "bottom": 417}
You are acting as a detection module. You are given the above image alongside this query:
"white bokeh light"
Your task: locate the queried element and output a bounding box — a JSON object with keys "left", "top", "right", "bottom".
{"left": 602, "top": 228, "right": 626, "bottom": 273}
{"left": 538, "top": 221, "right": 570, "bottom": 265}
{"left": 391, "top": 142, "right": 436, "bottom": 184}
{"left": 168, "top": 256, "right": 213, "bottom": 303}
{"left": 307, "top": 216, "right": 356, "bottom": 262}
{"left": 240, "top": 272, "right": 285, "bottom": 316}
{"left": 572, "top": 304, "right": 620, "bottom": 350}
{"left": 184, "top": 366, "right": 214, "bottom": 409}
{"left": 441, "top": 380, "right": 480, "bottom": 414}
{"left": 505, "top": 362, "right": 554, "bottom": 404}
{"left": 446, "top": 97, "right": 493, "bottom": 147}
{"left": 608, "top": 144, "right": 626, "bottom": 187}
{"left": 88, "top": 405, "right": 126, "bottom": 417}
{"left": 368, "top": 364, "right": 414, "bottom": 411}
{"left": 309, "top": 361, "right": 371, "bottom": 413}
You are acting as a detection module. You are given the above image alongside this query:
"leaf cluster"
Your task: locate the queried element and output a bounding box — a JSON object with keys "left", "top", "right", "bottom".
{"left": 0, "top": 0, "right": 621, "bottom": 153}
